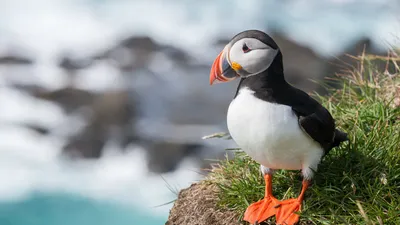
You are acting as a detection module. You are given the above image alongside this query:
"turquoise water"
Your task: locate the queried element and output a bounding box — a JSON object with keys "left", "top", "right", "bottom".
{"left": 0, "top": 193, "right": 165, "bottom": 225}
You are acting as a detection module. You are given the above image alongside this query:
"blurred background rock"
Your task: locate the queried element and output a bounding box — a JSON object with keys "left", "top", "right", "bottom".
{"left": 0, "top": 0, "right": 399, "bottom": 224}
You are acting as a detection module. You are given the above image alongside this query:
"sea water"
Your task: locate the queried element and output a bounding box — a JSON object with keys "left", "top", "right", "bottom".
{"left": 0, "top": 193, "right": 164, "bottom": 225}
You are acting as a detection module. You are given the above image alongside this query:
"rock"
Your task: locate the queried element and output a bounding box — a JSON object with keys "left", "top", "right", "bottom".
{"left": 22, "top": 123, "right": 51, "bottom": 135}
{"left": 62, "top": 90, "right": 136, "bottom": 159}
{"left": 144, "top": 141, "right": 203, "bottom": 173}
{"left": 94, "top": 36, "right": 157, "bottom": 71}
{"left": 90, "top": 90, "right": 134, "bottom": 128}
{"left": 58, "top": 53, "right": 93, "bottom": 71}
{"left": 118, "top": 36, "right": 191, "bottom": 65}
{"left": 11, "top": 84, "right": 47, "bottom": 96}
{"left": 32, "top": 87, "right": 96, "bottom": 113}
{"left": 0, "top": 55, "right": 33, "bottom": 65}
{"left": 166, "top": 183, "right": 240, "bottom": 225}
{"left": 62, "top": 123, "right": 107, "bottom": 158}
{"left": 92, "top": 36, "right": 190, "bottom": 72}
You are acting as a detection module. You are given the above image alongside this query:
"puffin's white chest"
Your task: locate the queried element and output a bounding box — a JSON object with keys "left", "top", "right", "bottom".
{"left": 227, "top": 88, "right": 323, "bottom": 171}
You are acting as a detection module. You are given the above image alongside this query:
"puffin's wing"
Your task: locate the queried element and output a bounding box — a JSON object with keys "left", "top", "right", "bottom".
{"left": 293, "top": 105, "right": 336, "bottom": 148}
{"left": 287, "top": 88, "right": 337, "bottom": 150}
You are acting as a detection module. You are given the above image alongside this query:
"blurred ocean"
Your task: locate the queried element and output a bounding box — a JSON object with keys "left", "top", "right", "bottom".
{"left": 0, "top": 0, "right": 399, "bottom": 225}
{"left": 0, "top": 193, "right": 164, "bottom": 225}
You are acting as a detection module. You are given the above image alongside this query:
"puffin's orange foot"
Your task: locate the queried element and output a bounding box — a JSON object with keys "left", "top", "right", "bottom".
{"left": 275, "top": 199, "right": 302, "bottom": 225}
{"left": 243, "top": 196, "right": 281, "bottom": 224}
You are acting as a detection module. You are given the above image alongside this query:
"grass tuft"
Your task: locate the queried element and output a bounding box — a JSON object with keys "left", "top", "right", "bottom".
{"left": 206, "top": 53, "right": 400, "bottom": 225}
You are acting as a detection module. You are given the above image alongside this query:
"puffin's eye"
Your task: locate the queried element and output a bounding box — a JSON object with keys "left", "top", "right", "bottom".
{"left": 242, "top": 43, "right": 251, "bottom": 53}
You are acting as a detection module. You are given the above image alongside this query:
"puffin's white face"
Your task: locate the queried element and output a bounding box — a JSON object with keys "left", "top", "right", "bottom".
{"left": 227, "top": 38, "right": 278, "bottom": 77}
{"left": 209, "top": 36, "right": 279, "bottom": 85}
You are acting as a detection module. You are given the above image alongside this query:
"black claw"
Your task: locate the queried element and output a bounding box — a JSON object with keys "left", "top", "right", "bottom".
{"left": 253, "top": 221, "right": 259, "bottom": 225}
{"left": 274, "top": 204, "right": 281, "bottom": 208}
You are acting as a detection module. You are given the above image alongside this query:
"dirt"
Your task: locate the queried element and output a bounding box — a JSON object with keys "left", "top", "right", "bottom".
{"left": 165, "top": 181, "right": 319, "bottom": 225}
{"left": 165, "top": 183, "right": 241, "bottom": 225}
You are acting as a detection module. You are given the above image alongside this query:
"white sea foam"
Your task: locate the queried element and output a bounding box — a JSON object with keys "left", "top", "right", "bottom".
{"left": 0, "top": 87, "right": 65, "bottom": 129}
{"left": 0, "top": 124, "right": 203, "bottom": 217}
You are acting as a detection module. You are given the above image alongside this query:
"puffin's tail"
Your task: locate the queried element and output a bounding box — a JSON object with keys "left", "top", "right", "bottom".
{"left": 332, "top": 129, "right": 348, "bottom": 148}
{"left": 323, "top": 129, "right": 348, "bottom": 155}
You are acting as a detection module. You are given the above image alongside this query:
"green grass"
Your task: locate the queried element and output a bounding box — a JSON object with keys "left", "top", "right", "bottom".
{"left": 206, "top": 53, "right": 400, "bottom": 225}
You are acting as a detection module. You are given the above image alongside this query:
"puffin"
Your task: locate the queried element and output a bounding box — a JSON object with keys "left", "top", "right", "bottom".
{"left": 209, "top": 30, "right": 348, "bottom": 225}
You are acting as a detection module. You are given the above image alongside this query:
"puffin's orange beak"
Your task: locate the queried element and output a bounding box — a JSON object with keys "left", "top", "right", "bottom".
{"left": 209, "top": 49, "right": 240, "bottom": 85}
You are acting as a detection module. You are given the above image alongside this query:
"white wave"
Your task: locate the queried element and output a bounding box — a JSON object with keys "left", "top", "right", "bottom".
{"left": 0, "top": 87, "right": 65, "bottom": 129}
{"left": 74, "top": 61, "right": 125, "bottom": 93}
{"left": 0, "top": 124, "right": 203, "bottom": 218}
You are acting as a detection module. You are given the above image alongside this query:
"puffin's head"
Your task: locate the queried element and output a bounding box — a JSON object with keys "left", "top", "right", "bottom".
{"left": 209, "top": 30, "right": 280, "bottom": 85}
